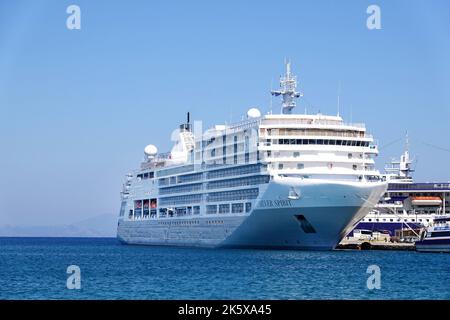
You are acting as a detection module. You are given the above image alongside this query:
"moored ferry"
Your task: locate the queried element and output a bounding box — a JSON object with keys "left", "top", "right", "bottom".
{"left": 350, "top": 139, "right": 450, "bottom": 240}
{"left": 416, "top": 215, "right": 450, "bottom": 253}
{"left": 116, "top": 62, "right": 387, "bottom": 250}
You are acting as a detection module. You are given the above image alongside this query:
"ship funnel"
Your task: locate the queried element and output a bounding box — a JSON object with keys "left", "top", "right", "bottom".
{"left": 180, "top": 112, "right": 192, "bottom": 132}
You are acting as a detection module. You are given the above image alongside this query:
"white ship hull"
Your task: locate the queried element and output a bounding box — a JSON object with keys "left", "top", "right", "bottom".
{"left": 117, "top": 178, "right": 386, "bottom": 250}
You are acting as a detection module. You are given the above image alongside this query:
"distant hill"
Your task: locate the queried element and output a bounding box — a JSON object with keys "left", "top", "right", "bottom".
{"left": 0, "top": 214, "right": 117, "bottom": 237}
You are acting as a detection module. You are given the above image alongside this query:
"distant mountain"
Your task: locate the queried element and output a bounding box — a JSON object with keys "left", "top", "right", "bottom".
{"left": 0, "top": 214, "right": 117, "bottom": 237}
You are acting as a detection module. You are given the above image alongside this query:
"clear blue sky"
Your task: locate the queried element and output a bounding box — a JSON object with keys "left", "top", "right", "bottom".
{"left": 1, "top": 0, "right": 449, "bottom": 226}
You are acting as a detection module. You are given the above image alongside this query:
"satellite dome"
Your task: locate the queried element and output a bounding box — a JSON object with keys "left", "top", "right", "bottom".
{"left": 144, "top": 144, "right": 158, "bottom": 156}
{"left": 247, "top": 108, "right": 261, "bottom": 118}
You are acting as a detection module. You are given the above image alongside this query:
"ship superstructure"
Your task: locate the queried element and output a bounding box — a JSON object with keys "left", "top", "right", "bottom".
{"left": 117, "top": 62, "right": 387, "bottom": 250}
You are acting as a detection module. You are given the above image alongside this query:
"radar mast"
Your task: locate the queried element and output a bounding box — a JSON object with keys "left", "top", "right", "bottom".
{"left": 271, "top": 60, "right": 302, "bottom": 114}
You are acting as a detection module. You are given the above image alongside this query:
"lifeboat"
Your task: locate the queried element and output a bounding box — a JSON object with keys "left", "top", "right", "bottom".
{"left": 410, "top": 196, "right": 442, "bottom": 206}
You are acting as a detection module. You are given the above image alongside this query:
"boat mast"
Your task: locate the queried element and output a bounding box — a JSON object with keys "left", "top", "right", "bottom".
{"left": 399, "top": 132, "right": 414, "bottom": 179}
{"left": 271, "top": 60, "right": 302, "bottom": 114}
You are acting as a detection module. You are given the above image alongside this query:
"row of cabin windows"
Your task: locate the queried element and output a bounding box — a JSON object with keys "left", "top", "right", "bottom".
{"left": 206, "top": 220, "right": 224, "bottom": 224}
{"left": 267, "top": 151, "right": 363, "bottom": 160}
{"left": 267, "top": 128, "right": 365, "bottom": 138}
{"left": 275, "top": 139, "right": 370, "bottom": 147}
{"left": 159, "top": 172, "right": 203, "bottom": 186}
{"left": 277, "top": 163, "right": 358, "bottom": 170}
{"left": 159, "top": 183, "right": 203, "bottom": 195}
{"left": 363, "top": 218, "right": 431, "bottom": 222}
{"left": 130, "top": 199, "right": 158, "bottom": 219}
{"left": 207, "top": 164, "right": 263, "bottom": 179}
{"left": 206, "top": 202, "right": 252, "bottom": 214}
{"left": 388, "top": 208, "right": 449, "bottom": 215}
{"left": 159, "top": 194, "right": 203, "bottom": 206}
{"left": 129, "top": 209, "right": 157, "bottom": 219}
{"left": 207, "top": 175, "right": 270, "bottom": 190}
{"left": 158, "top": 220, "right": 200, "bottom": 225}
{"left": 158, "top": 206, "right": 201, "bottom": 218}
{"left": 207, "top": 188, "right": 259, "bottom": 202}
{"left": 156, "top": 165, "right": 195, "bottom": 178}
{"left": 158, "top": 164, "right": 265, "bottom": 188}
{"left": 159, "top": 175, "right": 269, "bottom": 196}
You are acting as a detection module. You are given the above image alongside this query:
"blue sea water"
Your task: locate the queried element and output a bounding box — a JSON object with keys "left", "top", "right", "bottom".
{"left": 0, "top": 237, "right": 449, "bottom": 300}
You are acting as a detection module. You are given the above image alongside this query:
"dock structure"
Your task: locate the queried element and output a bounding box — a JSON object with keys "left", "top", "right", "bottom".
{"left": 337, "top": 239, "right": 415, "bottom": 251}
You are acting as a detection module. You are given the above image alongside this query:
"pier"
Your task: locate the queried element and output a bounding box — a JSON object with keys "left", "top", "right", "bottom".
{"left": 337, "top": 239, "right": 415, "bottom": 251}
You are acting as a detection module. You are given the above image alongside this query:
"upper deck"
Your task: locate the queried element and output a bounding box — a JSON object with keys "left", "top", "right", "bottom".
{"left": 133, "top": 62, "right": 381, "bottom": 185}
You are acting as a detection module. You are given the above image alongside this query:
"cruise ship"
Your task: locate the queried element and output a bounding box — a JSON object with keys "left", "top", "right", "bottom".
{"left": 351, "top": 138, "right": 450, "bottom": 240}
{"left": 116, "top": 62, "right": 387, "bottom": 250}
